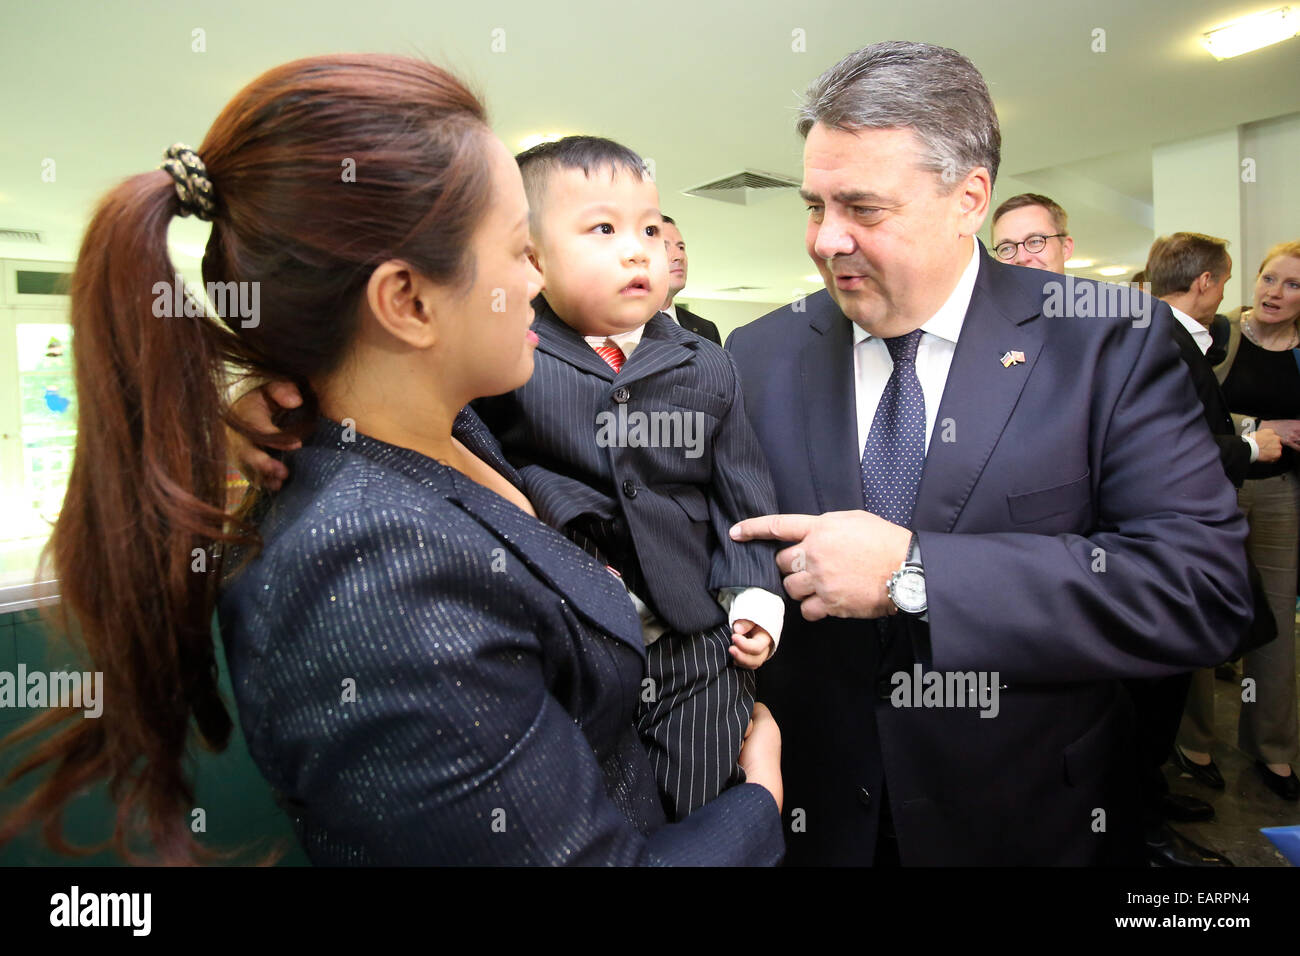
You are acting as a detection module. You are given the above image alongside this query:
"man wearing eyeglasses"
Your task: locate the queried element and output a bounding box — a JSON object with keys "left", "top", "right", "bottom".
{"left": 991, "top": 193, "right": 1074, "bottom": 273}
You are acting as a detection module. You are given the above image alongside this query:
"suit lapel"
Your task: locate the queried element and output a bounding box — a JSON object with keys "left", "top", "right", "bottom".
{"left": 912, "top": 256, "right": 1046, "bottom": 532}
{"left": 532, "top": 295, "right": 619, "bottom": 381}
{"left": 444, "top": 470, "right": 644, "bottom": 654}
{"left": 800, "top": 292, "right": 864, "bottom": 514}
{"left": 317, "top": 414, "right": 645, "bottom": 656}
{"left": 618, "top": 312, "right": 698, "bottom": 387}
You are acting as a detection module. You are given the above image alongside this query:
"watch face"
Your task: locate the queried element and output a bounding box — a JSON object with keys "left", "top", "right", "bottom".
{"left": 891, "top": 568, "right": 927, "bottom": 613}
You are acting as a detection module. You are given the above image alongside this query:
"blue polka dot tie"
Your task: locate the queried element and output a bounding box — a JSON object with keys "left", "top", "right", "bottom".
{"left": 861, "top": 329, "right": 926, "bottom": 526}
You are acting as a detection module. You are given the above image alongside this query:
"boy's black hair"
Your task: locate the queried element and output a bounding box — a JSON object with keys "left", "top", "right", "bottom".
{"left": 516, "top": 136, "right": 651, "bottom": 230}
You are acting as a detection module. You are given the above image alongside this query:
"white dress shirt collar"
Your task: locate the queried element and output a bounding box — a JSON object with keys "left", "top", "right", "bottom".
{"left": 1168, "top": 304, "right": 1212, "bottom": 356}
{"left": 584, "top": 323, "right": 646, "bottom": 358}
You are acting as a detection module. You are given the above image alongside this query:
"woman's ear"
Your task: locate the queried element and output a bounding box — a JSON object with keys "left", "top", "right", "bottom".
{"left": 364, "top": 260, "right": 440, "bottom": 348}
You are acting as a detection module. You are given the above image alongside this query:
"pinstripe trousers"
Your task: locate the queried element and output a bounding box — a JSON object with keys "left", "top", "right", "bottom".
{"left": 639, "top": 624, "right": 756, "bottom": 821}
{"left": 567, "top": 514, "right": 756, "bottom": 820}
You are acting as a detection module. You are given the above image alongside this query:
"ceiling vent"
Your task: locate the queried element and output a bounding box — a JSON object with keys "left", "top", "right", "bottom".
{"left": 683, "top": 169, "right": 800, "bottom": 205}
{"left": 0, "top": 228, "right": 43, "bottom": 243}
{"left": 715, "top": 286, "right": 767, "bottom": 293}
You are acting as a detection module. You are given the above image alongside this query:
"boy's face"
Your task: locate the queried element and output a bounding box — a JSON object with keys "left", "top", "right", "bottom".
{"left": 531, "top": 166, "right": 668, "bottom": 337}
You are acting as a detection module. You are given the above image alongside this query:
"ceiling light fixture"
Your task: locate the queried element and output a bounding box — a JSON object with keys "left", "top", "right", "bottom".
{"left": 1201, "top": 6, "right": 1299, "bottom": 59}
{"left": 1097, "top": 265, "right": 1131, "bottom": 277}
{"left": 1064, "top": 258, "right": 1095, "bottom": 269}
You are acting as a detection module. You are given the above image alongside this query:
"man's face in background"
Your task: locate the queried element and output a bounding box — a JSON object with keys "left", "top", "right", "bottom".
{"left": 992, "top": 204, "right": 1072, "bottom": 274}
{"left": 663, "top": 221, "right": 688, "bottom": 298}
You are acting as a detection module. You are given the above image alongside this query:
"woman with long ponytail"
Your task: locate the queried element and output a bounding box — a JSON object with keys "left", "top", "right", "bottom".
{"left": 0, "top": 54, "right": 782, "bottom": 865}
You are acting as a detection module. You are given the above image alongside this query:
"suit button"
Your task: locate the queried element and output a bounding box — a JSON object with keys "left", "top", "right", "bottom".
{"left": 612, "top": 386, "right": 630, "bottom": 404}
{"left": 857, "top": 787, "right": 872, "bottom": 807}
{"left": 622, "top": 480, "right": 637, "bottom": 499}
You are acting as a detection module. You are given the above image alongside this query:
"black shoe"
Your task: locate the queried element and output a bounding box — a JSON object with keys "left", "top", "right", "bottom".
{"left": 1158, "top": 792, "right": 1215, "bottom": 823}
{"left": 1171, "top": 745, "right": 1225, "bottom": 790}
{"left": 1215, "top": 663, "right": 1237, "bottom": 682}
{"left": 1145, "top": 823, "right": 1233, "bottom": 866}
{"left": 1254, "top": 761, "right": 1300, "bottom": 801}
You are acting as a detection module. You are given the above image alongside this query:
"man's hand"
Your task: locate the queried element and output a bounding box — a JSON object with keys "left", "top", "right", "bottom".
{"left": 729, "top": 619, "right": 773, "bottom": 669}
{"left": 1254, "top": 427, "right": 1283, "bottom": 463}
{"left": 729, "top": 511, "right": 912, "bottom": 621}
{"left": 228, "top": 380, "right": 304, "bottom": 491}
{"left": 1260, "top": 420, "right": 1300, "bottom": 452}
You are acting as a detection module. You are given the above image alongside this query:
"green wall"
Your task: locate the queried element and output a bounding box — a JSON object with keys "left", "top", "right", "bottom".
{"left": 0, "top": 609, "right": 308, "bottom": 866}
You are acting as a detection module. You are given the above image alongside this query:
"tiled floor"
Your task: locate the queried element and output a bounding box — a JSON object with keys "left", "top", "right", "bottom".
{"left": 1161, "top": 651, "right": 1300, "bottom": 867}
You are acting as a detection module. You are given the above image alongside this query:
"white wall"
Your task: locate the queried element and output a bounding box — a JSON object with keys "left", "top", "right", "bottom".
{"left": 1240, "top": 111, "right": 1300, "bottom": 302}
{"left": 1152, "top": 128, "right": 1245, "bottom": 311}
{"left": 674, "top": 297, "right": 790, "bottom": 342}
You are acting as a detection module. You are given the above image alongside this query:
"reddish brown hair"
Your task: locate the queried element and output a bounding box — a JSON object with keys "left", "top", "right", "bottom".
{"left": 0, "top": 54, "right": 492, "bottom": 863}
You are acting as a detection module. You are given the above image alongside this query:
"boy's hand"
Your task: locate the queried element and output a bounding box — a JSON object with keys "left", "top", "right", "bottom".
{"left": 729, "top": 619, "right": 773, "bottom": 669}
{"left": 228, "top": 380, "right": 303, "bottom": 491}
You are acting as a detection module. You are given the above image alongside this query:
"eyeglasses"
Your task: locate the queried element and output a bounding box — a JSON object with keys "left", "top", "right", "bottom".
{"left": 993, "top": 234, "right": 1067, "bottom": 260}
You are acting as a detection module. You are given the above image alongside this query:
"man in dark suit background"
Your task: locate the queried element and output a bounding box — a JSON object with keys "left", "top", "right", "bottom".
{"left": 992, "top": 211, "right": 1246, "bottom": 865}
{"left": 1147, "top": 233, "right": 1280, "bottom": 817}
{"left": 1132, "top": 235, "right": 1282, "bottom": 866}
{"left": 661, "top": 215, "right": 722, "bottom": 344}
{"left": 727, "top": 41, "right": 1254, "bottom": 866}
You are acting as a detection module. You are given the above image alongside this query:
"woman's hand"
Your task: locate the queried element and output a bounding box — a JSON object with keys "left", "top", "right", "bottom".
{"left": 228, "top": 381, "right": 304, "bottom": 490}
{"left": 1260, "top": 419, "right": 1300, "bottom": 451}
{"left": 737, "top": 702, "right": 782, "bottom": 813}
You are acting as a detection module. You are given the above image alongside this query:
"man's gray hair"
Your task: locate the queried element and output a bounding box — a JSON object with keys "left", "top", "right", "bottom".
{"left": 797, "top": 41, "right": 1001, "bottom": 189}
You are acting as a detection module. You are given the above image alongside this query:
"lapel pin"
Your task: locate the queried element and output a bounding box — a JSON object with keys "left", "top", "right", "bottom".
{"left": 1000, "top": 349, "right": 1026, "bottom": 368}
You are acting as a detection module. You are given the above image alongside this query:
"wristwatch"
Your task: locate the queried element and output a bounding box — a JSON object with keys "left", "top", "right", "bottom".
{"left": 886, "top": 532, "right": 927, "bottom": 615}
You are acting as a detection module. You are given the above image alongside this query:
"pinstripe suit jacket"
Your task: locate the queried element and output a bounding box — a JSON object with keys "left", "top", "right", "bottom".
{"left": 218, "top": 409, "right": 784, "bottom": 865}
{"left": 474, "top": 296, "right": 781, "bottom": 635}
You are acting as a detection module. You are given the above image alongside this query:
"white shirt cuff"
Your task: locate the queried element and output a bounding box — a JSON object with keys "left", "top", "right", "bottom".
{"left": 717, "top": 587, "right": 786, "bottom": 652}
{"left": 1245, "top": 434, "right": 1259, "bottom": 463}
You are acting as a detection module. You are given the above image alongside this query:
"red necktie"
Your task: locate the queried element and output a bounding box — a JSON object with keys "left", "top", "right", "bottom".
{"left": 594, "top": 339, "right": 624, "bottom": 373}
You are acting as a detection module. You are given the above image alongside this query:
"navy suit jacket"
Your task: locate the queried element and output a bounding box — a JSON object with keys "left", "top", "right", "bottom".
{"left": 218, "top": 409, "right": 783, "bottom": 865}
{"left": 726, "top": 250, "right": 1253, "bottom": 866}
{"left": 474, "top": 296, "right": 781, "bottom": 635}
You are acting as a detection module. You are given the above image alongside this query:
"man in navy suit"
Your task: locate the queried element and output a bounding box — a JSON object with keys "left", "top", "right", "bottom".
{"left": 728, "top": 41, "right": 1253, "bottom": 865}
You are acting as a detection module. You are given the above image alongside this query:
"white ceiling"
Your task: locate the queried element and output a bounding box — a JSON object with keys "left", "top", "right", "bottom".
{"left": 1, "top": 0, "right": 1298, "bottom": 301}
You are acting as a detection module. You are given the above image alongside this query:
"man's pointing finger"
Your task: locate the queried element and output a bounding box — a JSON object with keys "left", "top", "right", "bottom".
{"left": 729, "top": 513, "right": 815, "bottom": 543}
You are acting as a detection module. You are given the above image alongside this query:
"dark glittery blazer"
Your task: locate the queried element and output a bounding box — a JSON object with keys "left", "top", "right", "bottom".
{"left": 217, "top": 408, "right": 784, "bottom": 865}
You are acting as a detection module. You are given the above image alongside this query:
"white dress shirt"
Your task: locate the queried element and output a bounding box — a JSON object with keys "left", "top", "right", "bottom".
{"left": 1169, "top": 304, "right": 1213, "bottom": 355}
{"left": 853, "top": 239, "right": 981, "bottom": 458}
{"left": 584, "top": 324, "right": 646, "bottom": 358}
{"left": 1169, "top": 304, "right": 1257, "bottom": 463}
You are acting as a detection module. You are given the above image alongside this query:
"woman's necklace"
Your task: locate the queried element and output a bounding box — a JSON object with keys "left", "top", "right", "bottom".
{"left": 1244, "top": 312, "right": 1299, "bottom": 351}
